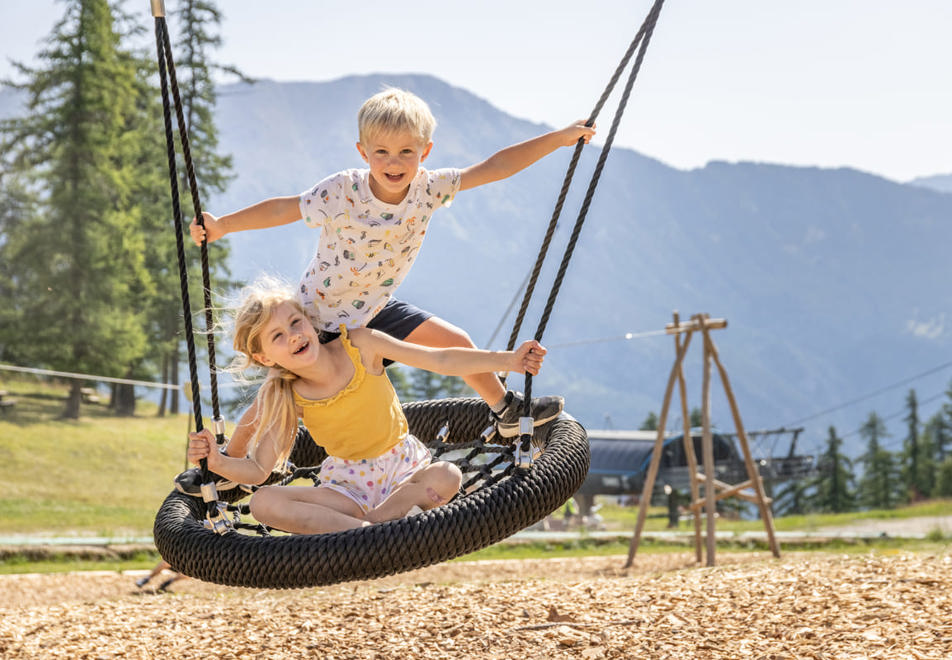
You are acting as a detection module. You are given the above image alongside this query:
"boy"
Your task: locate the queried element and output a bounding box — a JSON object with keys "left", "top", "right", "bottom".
{"left": 190, "top": 88, "right": 594, "bottom": 446}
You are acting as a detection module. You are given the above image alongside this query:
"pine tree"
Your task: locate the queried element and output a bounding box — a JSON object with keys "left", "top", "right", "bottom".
{"left": 856, "top": 412, "right": 900, "bottom": 510}
{"left": 810, "top": 425, "right": 855, "bottom": 513}
{"left": 639, "top": 411, "right": 659, "bottom": 431}
{"left": 939, "top": 378, "right": 952, "bottom": 460}
{"left": 773, "top": 477, "right": 811, "bottom": 516}
{"left": 901, "top": 389, "right": 920, "bottom": 501}
{"left": 0, "top": 0, "right": 151, "bottom": 418}
{"left": 918, "top": 413, "right": 941, "bottom": 496}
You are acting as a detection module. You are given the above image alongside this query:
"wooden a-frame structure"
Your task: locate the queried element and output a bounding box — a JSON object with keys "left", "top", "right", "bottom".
{"left": 625, "top": 312, "right": 781, "bottom": 568}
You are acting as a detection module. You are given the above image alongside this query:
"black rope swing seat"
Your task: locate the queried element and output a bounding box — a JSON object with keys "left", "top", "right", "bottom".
{"left": 150, "top": 0, "right": 665, "bottom": 589}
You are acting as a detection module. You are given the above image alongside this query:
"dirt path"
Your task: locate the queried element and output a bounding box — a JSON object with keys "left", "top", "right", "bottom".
{"left": 813, "top": 514, "right": 952, "bottom": 538}
{"left": 2, "top": 550, "right": 951, "bottom": 659}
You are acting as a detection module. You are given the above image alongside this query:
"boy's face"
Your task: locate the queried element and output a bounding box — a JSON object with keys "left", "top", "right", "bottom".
{"left": 356, "top": 129, "right": 433, "bottom": 204}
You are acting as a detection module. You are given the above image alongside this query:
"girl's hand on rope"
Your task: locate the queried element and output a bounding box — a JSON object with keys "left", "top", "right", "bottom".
{"left": 558, "top": 120, "right": 596, "bottom": 147}
{"left": 187, "top": 429, "right": 221, "bottom": 469}
{"left": 189, "top": 212, "right": 227, "bottom": 246}
{"left": 511, "top": 340, "right": 547, "bottom": 375}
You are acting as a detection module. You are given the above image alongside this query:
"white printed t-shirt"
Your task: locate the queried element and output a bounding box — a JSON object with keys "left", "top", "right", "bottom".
{"left": 298, "top": 167, "right": 461, "bottom": 332}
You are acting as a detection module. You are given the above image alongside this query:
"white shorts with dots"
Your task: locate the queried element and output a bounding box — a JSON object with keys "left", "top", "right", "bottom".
{"left": 317, "top": 434, "right": 431, "bottom": 514}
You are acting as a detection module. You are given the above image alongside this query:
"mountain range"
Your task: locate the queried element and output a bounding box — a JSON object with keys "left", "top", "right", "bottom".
{"left": 4, "top": 75, "right": 952, "bottom": 457}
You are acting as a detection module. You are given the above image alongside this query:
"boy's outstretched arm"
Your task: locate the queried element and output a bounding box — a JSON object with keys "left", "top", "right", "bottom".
{"left": 189, "top": 195, "right": 301, "bottom": 246}
{"left": 458, "top": 120, "right": 595, "bottom": 191}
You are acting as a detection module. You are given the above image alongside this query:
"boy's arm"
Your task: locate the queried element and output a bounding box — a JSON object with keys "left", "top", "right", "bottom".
{"left": 458, "top": 120, "right": 595, "bottom": 191}
{"left": 189, "top": 195, "right": 301, "bottom": 246}
{"left": 352, "top": 328, "right": 546, "bottom": 377}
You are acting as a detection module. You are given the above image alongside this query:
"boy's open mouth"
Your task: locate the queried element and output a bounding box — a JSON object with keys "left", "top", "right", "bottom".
{"left": 385, "top": 173, "right": 403, "bottom": 183}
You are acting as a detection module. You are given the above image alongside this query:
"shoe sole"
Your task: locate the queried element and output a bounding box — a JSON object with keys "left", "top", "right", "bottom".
{"left": 495, "top": 407, "right": 564, "bottom": 438}
{"left": 174, "top": 480, "right": 239, "bottom": 497}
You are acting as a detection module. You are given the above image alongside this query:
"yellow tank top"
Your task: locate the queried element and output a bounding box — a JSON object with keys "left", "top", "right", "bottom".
{"left": 293, "top": 327, "right": 408, "bottom": 460}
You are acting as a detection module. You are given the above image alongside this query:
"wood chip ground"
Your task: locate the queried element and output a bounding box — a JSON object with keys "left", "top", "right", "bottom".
{"left": 1, "top": 551, "right": 950, "bottom": 659}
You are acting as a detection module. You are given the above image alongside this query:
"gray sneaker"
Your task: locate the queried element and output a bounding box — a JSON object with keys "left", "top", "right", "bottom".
{"left": 493, "top": 391, "right": 564, "bottom": 438}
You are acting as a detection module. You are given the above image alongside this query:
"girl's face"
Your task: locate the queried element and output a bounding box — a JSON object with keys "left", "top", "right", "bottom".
{"left": 356, "top": 129, "right": 433, "bottom": 204}
{"left": 252, "top": 302, "right": 320, "bottom": 371}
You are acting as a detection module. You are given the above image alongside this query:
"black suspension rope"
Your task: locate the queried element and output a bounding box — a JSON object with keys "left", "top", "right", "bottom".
{"left": 153, "top": 4, "right": 225, "bottom": 523}
{"left": 156, "top": 17, "right": 223, "bottom": 431}
{"left": 504, "top": 0, "right": 666, "bottom": 355}
{"left": 507, "top": 0, "right": 666, "bottom": 430}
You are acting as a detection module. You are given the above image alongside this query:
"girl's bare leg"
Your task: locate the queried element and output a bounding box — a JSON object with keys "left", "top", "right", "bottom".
{"left": 249, "top": 484, "right": 370, "bottom": 534}
{"left": 365, "top": 462, "right": 463, "bottom": 524}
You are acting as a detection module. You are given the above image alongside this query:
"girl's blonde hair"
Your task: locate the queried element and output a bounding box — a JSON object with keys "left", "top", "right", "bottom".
{"left": 358, "top": 87, "right": 436, "bottom": 145}
{"left": 229, "top": 278, "right": 305, "bottom": 470}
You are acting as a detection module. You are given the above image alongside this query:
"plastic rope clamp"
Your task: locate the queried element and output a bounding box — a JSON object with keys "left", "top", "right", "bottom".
{"left": 200, "top": 481, "right": 219, "bottom": 503}
{"left": 518, "top": 416, "right": 533, "bottom": 437}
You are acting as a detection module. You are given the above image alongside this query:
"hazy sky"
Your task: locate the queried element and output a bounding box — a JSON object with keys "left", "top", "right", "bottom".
{"left": 3, "top": 1, "right": 950, "bottom": 182}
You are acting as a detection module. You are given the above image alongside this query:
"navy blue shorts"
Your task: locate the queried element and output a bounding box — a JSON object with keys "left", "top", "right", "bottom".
{"left": 318, "top": 298, "right": 433, "bottom": 366}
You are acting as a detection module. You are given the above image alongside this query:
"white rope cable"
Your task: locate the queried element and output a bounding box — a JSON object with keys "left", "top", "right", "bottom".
{"left": 0, "top": 363, "right": 247, "bottom": 390}
{"left": 548, "top": 328, "right": 668, "bottom": 348}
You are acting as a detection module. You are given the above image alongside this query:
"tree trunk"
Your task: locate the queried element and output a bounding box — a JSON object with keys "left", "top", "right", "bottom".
{"left": 115, "top": 382, "right": 136, "bottom": 416}
{"left": 64, "top": 381, "right": 82, "bottom": 419}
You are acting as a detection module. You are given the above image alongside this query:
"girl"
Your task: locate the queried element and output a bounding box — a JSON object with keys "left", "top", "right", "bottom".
{"left": 187, "top": 279, "right": 547, "bottom": 535}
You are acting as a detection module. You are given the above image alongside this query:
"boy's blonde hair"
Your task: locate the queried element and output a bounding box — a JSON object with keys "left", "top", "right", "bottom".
{"left": 228, "top": 278, "right": 304, "bottom": 470}
{"left": 358, "top": 88, "right": 436, "bottom": 145}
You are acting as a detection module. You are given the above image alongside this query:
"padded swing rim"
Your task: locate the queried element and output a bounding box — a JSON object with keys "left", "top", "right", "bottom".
{"left": 153, "top": 397, "right": 590, "bottom": 589}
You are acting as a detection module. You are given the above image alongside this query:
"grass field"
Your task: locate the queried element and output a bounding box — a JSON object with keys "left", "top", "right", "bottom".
{"left": 1, "top": 374, "right": 950, "bottom": 575}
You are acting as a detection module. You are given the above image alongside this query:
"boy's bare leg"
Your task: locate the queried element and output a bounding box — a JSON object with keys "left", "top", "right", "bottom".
{"left": 401, "top": 317, "right": 507, "bottom": 406}
{"left": 365, "top": 462, "right": 463, "bottom": 524}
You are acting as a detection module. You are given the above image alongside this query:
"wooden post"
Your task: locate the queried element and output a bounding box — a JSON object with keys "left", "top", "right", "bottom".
{"left": 625, "top": 330, "right": 694, "bottom": 567}
{"left": 673, "top": 312, "right": 703, "bottom": 563}
{"left": 701, "top": 325, "right": 781, "bottom": 557}
{"left": 699, "top": 315, "right": 717, "bottom": 566}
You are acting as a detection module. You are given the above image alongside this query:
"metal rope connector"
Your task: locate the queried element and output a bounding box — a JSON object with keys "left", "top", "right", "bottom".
{"left": 514, "top": 417, "right": 536, "bottom": 470}
{"left": 200, "top": 481, "right": 232, "bottom": 534}
{"left": 150, "top": 0, "right": 165, "bottom": 18}
{"left": 436, "top": 421, "right": 450, "bottom": 443}
{"left": 202, "top": 501, "right": 232, "bottom": 534}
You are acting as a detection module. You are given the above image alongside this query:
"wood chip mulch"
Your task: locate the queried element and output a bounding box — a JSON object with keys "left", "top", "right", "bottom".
{"left": 1, "top": 551, "right": 950, "bottom": 659}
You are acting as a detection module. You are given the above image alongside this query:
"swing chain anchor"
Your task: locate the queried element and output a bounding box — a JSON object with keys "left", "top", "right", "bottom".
{"left": 514, "top": 417, "right": 535, "bottom": 469}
